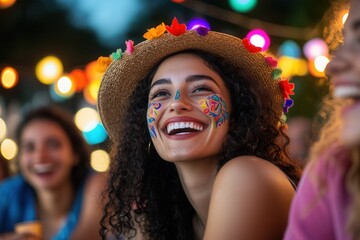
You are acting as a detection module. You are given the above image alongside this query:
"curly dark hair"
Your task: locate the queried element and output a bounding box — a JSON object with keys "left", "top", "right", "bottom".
{"left": 100, "top": 50, "right": 302, "bottom": 240}
{"left": 15, "top": 106, "right": 90, "bottom": 189}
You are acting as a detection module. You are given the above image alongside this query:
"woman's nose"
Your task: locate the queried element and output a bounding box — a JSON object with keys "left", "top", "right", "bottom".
{"left": 325, "top": 47, "right": 351, "bottom": 77}
{"left": 169, "top": 91, "right": 193, "bottom": 113}
{"left": 32, "top": 146, "right": 48, "bottom": 162}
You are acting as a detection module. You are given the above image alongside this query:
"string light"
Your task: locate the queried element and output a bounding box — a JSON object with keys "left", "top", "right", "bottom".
{"left": 0, "top": 0, "right": 16, "bottom": 9}
{"left": 229, "top": 0, "right": 257, "bottom": 13}
{"left": 35, "top": 56, "right": 63, "bottom": 85}
{"left": 1, "top": 66, "right": 18, "bottom": 89}
{"left": 246, "top": 28, "right": 270, "bottom": 51}
{"left": 90, "top": 149, "right": 110, "bottom": 172}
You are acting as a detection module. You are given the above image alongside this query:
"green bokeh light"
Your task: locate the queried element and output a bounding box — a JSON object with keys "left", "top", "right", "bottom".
{"left": 229, "top": 0, "right": 257, "bottom": 13}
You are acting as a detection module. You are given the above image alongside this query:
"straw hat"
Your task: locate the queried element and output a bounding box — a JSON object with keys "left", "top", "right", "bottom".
{"left": 97, "top": 18, "right": 293, "bottom": 142}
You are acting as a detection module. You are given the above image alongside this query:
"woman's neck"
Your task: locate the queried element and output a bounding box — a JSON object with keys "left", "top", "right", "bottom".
{"left": 35, "top": 181, "right": 76, "bottom": 239}
{"left": 175, "top": 158, "right": 218, "bottom": 226}
{"left": 36, "top": 181, "right": 75, "bottom": 218}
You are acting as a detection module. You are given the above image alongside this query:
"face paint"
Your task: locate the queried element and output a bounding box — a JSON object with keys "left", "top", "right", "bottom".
{"left": 147, "top": 102, "right": 162, "bottom": 138}
{"left": 174, "top": 90, "right": 180, "bottom": 100}
{"left": 199, "top": 95, "right": 229, "bottom": 127}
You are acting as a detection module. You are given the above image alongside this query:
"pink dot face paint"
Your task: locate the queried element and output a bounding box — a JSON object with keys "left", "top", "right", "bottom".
{"left": 199, "top": 95, "right": 229, "bottom": 127}
{"left": 147, "top": 102, "right": 162, "bottom": 138}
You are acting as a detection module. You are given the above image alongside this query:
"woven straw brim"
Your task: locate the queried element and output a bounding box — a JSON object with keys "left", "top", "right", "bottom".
{"left": 98, "top": 30, "right": 283, "bottom": 142}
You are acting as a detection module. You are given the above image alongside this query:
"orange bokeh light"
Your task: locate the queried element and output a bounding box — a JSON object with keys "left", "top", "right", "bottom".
{"left": 0, "top": 0, "right": 16, "bottom": 9}
{"left": 69, "top": 69, "right": 88, "bottom": 92}
{"left": 1, "top": 66, "right": 18, "bottom": 89}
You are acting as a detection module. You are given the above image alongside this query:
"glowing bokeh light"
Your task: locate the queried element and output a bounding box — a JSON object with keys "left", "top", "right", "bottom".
{"left": 90, "top": 149, "right": 110, "bottom": 172}
{"left": 0, "top": 138, "right": 18, "bottom": 160}
{"left": 314, "top": 55, "right": 330, "bottom": 72}
{"left": 187, "top": 18, "right": 210, "bottom": 30}
{"left": 74, "top": 107, "right": 99, "bottom": 132}
{"left": 35, "top": 56, "right": 63, "bottom": 85}
{"left": 229, "top": 0, "right": 257, "bottom": 13}
{"left": 0, "top": 0, "right": 16, "bottom": 9}
{"left": 246, "top": 29, "right": 270, "bottom": 51}
{"left": 69, "top": 69, "right": 88, "bottom": 92}
{"left": 82, "top": 123, "right": 108, "bottom": 145}
{"left": 83, "top": 79, "right": 100, "bottom": 105}
{"left": 0, "top": 118, "right": 6, "bottom": 141}
{"left": 303, "top": 38, "right": 328, "bottom": 60}
{"left": 278, "top": 40, "right": 301, "bottom": 58}
{"left": 308, "top": 59, "right": 326, "bottom": 78}
{"left": 85, "top": 61, "right": 102, "bottom": 82}
{"left": 49, "top": 84, "right": 67, "bottom": 102}
{"left": 56, "top": 76, "right": 74, "bottom": 94}
{"left": 1, "top": 66, "right": 18, "bottom": 89}
{"left": 52, "top": 76, "right": 75, "bottom": 100}
{"left": 278, "top": 56, "right": 307, "bottom": 78}
{"left": 342, "top": 12, "right": 349, "bottom": 25}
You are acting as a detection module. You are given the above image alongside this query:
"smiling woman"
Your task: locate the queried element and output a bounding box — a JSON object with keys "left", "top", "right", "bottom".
{"left": 284, "top": 1, "right": 360, "bottom": 239}
{"left": 0, "top": 106, "right": 106, "bottom": 240}
{"left": 97, "top": 17, "right": 301, "bottom": 240}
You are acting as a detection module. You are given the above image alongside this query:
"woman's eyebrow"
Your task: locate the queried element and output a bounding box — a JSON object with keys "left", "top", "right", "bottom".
{"left": 186, "top": 74, "right": 221, "bottom": 88}
{"left": 185, "top": 74, "right": 216, "bottom": 83}
{"left": 150, "top": 78, "right": 171, "bottom": 91}
{"left": 150, "top": 74, "right": 219, "bottom": 91}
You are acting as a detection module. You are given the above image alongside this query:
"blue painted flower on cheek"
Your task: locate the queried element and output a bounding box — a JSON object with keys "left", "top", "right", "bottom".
{"left": 147, "top": 102, "right": 162, "bottom": 138}
{"left": 198, "top": 95, "right": 229, "bottom": 127}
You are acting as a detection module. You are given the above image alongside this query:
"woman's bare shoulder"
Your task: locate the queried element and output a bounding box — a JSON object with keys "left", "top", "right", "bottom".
{"left": 204, "top": 156, "right": 295, "bottom": 240}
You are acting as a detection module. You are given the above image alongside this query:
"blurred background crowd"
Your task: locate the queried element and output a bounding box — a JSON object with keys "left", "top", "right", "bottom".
{"left": 0, "top": 0, "right": 345, "bottom": 175}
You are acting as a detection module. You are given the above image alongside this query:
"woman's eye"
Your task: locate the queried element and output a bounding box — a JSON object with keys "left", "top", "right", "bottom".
{"left": 47, "top": 139, "right": 61, "bottom": 149}
{"left": 21, "top": 143, "right": 34, "bottom": 153}
{"left": 150, "top": 90, "right": 170, "bottom": 100}
{"left": 193, "top": 86, "right": 211, "bottom": 93}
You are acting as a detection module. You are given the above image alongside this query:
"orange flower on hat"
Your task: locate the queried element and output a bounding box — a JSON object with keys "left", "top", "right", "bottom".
{"left": 96, "top": 56, "right": 112, "bottom": 73}
{"left": 143, "top": 23, "right": 166, "bottom": 40}
{"left": 166, "top": 17, "right": 187, "bottom": 36}
{"left": 279, "top": 79, "right": 295, "bottom": 99}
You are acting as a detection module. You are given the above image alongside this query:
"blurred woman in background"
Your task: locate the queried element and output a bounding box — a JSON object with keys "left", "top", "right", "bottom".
{"left": 0, "top": 106, "right": 105, "bottom": 240}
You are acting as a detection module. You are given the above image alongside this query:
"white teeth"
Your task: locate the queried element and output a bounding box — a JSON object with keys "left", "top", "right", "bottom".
{"left": 166, "top": 121, "right": 204, "bottom": 134}
{"left": 33, "top": 164, "right": 54, "bottom": 174}
{"left": 334, "top": 87, "right": 360, "bottom": 98}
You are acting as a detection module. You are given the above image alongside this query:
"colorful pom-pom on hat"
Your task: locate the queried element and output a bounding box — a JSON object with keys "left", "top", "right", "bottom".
{"left": 97, "top": 17, "right": 295, "bottom": 142}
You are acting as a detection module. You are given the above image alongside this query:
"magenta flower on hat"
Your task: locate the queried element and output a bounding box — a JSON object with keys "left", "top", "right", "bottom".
{"left": 166, "top": 17, "right": 187, "bottom": 36}
{"left": 126, "top": 40, "right": 134, "bottom": 54}
{"left": 265, "top": 57, "right": 278, "bottom": 67}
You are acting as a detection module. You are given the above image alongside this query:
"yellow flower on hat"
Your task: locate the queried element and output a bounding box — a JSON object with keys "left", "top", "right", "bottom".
{"left": 96, "top": 56, "right": 112, "bottom": 73}
{"left": 143, "top": 23, "right": 166, "bottom": 40}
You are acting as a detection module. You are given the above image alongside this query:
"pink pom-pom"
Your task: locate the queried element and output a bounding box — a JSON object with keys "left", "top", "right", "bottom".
{"left": 265, "top": 57, "right": 278, "bottom": 67}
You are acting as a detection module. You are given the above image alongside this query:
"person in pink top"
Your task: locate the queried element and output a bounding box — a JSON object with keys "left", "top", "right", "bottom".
{"left": 284, "top": 0, "right": 360, "bottom": 239}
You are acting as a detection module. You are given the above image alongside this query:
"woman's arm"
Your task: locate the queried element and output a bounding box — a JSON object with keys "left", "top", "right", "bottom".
{"left": 70, "top": 172, "right": 107, "bottom": 240}
{"left": 204, "top": 156, "right": 295, "bottom": 240}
